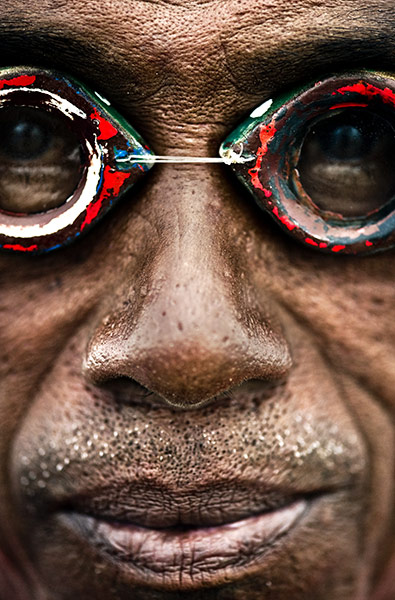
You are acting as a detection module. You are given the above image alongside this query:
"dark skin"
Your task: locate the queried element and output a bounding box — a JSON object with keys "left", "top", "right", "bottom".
{"left": 1, "top": 0, "right": 395, "bottom": 598}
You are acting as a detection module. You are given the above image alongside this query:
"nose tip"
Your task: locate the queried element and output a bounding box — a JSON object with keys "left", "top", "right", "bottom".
{"left": 83, "top": 288, "right": 292, "bottom": 409}
{"left": 84, "top": 336, "right": 291, "bottom": 409}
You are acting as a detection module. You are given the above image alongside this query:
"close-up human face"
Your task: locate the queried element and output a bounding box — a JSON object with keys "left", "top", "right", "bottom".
{"left": 1, "top": 1, "right": 395, "bottom": 599}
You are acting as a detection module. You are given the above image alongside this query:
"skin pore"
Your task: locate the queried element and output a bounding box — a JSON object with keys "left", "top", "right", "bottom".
{"left": 1, "top": 0, "right": 395, "bottom": 598}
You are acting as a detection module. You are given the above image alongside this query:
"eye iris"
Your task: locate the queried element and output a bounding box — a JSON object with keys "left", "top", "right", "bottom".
{"left": 297, "top": 109, "right": 395, "bottom": 217}
{"left": 4, "top": 119, "right": 50, "bottom": 160}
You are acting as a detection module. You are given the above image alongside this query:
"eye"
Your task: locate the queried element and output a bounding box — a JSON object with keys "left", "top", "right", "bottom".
{"left": 297, "top": 109, "right": 395, "bottom": 218}
{"left": 0, "top": 106, "right": 83, "bottom": 214}
{"left": 220, "top": 72, "right": 395, "bottom": 254}
{"left": 0, "top": 68, "right": 154, "bottom": 254}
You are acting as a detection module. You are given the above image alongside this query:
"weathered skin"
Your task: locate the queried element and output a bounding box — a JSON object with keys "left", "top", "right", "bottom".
{"left": 0, "top": 1, "right": 395, "bottom": 599}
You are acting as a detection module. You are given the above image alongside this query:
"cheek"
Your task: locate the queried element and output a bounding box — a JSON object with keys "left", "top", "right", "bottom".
{"left": 266, "top": 249, "right": 395, "bottom": 406}
{"left": 0, "top": 251, "right": 102, "bottom": 520}
{"left": 262, "top": 244, "right": 395, "bottom": 580}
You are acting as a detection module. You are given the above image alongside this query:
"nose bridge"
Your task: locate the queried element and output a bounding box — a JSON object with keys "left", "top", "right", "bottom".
{"left": 84, "top": 165, "right": 292, "bottom": 407}
{"left": 131, "top": 184, "right": 246, "bottom": 352}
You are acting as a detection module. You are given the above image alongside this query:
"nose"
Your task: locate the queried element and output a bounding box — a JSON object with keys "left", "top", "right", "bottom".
{"left": 84, "top": 166, "right": 292, "bottom": 408}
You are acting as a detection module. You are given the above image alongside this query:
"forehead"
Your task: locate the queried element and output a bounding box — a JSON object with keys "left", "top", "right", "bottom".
{"left": 0, "top": 0, "right": 392, "bottom": 85}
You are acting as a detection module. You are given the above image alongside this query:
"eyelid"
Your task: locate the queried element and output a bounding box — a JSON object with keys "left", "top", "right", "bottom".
{"left": 0, "top": 66, "right": 155, "bottom": 255}
{"left": 220, "top": 70, "right": 395, "bottom": 256}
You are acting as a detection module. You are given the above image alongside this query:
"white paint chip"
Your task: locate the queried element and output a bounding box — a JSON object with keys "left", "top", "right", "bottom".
{"left": 95, "top": 91, "right": 111, "bottom": 106}
{"left": 250, "top": 98, "right": 273, "bottom": 119}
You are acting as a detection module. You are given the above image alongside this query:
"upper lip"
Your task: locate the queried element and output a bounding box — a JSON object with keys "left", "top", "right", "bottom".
{"left": 60, "top": 479, "right": 326, "bottom": 529}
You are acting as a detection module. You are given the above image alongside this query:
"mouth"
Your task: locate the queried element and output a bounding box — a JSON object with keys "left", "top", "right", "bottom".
{"left": 57, "top": 486, "right": 315, "bottom": 590}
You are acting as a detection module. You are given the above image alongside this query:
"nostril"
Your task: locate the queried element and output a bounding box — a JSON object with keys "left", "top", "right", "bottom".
{"left": 85, "top": 376, "right": 289, "bottom": 412}
{"left": 85, "top": 376, "right": 225, "bottom": 411}
{"left": 100, "top": 378, "right": 165, "bottom": 408}
{"left": 92, "top": 376, "right": 222, "bottom": 411}
{"left": 94, "top": 377, "right": 210, "bottom": 411}
{"left": 83, "top": 329, "right": 292, "bottom": 410}
{"left": 106, "top": 378, "right": 152, "bottom": 398}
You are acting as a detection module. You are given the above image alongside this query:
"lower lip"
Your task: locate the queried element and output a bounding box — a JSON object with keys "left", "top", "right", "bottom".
{"left": 61, "top": 500, "right": 308, "bottom": 589}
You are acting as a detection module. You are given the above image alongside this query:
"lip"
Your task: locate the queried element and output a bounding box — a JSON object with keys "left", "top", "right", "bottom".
{"left": 28, "top": 465, "right": 339, "bottom": 590}
{"left": 59, "top": 479, "right": 319, "bottom": 528}
{"left": 59, "top": 499, "right": 309, "bottom": 589}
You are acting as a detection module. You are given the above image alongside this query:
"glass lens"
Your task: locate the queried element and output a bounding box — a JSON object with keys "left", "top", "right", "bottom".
{"left": 297, "top": 108, "right": 395, "bottom": 217}
{"left": 0, "top": 107, "right": 83, "bottom": 214}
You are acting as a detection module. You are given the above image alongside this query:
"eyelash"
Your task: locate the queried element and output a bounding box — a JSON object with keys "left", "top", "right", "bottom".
{"left": 1, "top": 67, "right": 395, "bottom": 256}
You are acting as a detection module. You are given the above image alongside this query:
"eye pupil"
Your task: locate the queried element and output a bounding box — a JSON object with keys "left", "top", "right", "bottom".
{"left": 322, "top": 124, "right": 365, "bottom": 160}
{"left": 4, "top": 119, "right": 50, "bottom": 160}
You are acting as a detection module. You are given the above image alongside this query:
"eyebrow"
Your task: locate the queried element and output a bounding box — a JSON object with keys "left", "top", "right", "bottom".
{"left": 218, "top": 16, "right": 395, "bottom": 97}
{"left": 0, "top": 23, "right": 164, "bottom": 109}
{"left": 0, "top": 26, "right": 101, "bottom": 78}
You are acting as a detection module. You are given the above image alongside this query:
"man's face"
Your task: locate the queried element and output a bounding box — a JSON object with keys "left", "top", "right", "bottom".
{"left": 1, "top": 1, "right": 395, "bottom": 599}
